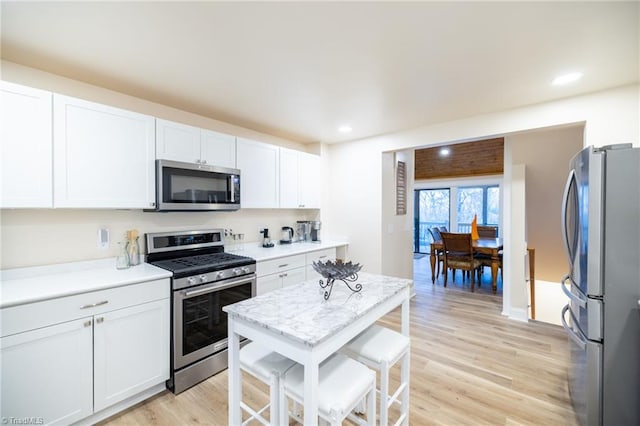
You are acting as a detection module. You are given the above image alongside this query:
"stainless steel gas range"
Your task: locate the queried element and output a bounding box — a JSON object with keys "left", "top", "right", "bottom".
{"left": 145, "top": 229, "right": 256, "bottom": 394}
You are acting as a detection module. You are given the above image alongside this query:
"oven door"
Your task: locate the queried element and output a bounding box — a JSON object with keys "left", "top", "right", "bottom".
{"left": 173, "top": 274, "right": 255, "bottom": 370}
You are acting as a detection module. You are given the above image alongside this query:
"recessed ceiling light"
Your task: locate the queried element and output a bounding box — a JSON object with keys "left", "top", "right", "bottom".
{"left": 552, "top": 72, "right": 583, "bottom": 86}
{"left": 440, "top": 148, "right": 450, "bottom": 157}
{"left": 338, "top": 125, "right": 352, "bottom": 133}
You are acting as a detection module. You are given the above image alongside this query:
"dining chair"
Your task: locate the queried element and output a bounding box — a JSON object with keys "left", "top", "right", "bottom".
{"left": 428, "top": 227, "right": 444, "bottom": 278}
{"left": 474, "top": 226, "right": 500, "bottom": 283}
{"left": 440, "top": 232, "right": 482, "bottom": 291}
{"left": 439, "top": 226, "right": 448, "bottom": 232}
{"left": 476, "top": 225, "right": 498, "bottom": 238}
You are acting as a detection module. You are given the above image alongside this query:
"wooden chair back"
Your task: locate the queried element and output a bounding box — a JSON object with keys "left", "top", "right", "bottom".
{"left": 440, "top": 232, "right": 481, "bottom": 291}
{"left": 429, "top": 227, "right": 442, "bottom": 242}
{"left": 440, "top": 232, "right": 474, "bottom": 260}
{"left": 477, "top": 225, "right": 498, "bottom": 238}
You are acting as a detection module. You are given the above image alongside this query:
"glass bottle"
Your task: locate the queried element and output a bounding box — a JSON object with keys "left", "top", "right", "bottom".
{"left": 116, "top": 242, "right": 130, "bottom": 269}
{"left": 127, "top": 236, "right": 140, "bottom": 266}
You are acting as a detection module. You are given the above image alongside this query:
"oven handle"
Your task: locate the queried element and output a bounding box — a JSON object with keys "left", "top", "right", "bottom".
{"left": 182, "top": 275, "right": 255, "bottom": 298}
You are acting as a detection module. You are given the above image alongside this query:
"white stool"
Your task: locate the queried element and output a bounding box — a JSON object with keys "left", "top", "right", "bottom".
{"left": 239, "top": 342, "right": 297, "bottom": 425}
{"left": 342, "top": 324, "right": 410, "bottom": 426}
{"left": 280, "top": 353, "right": 376, "bottom": 426}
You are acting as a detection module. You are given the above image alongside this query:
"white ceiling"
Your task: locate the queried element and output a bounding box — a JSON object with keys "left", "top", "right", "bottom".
{"left": 1, "top": 2, "right": 638, "bottom": 144}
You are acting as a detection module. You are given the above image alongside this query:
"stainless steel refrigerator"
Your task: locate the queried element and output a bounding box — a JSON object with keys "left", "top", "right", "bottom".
{"left": 560, "top": 144, "right": 640, "bottom": 425}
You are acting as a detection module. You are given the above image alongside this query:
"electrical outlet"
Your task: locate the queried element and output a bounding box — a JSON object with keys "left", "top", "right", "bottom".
{"left": 97, "top": 228, "right": 110, "bottom": 249}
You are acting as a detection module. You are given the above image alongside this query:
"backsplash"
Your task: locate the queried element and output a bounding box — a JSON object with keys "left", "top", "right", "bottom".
{"left": 0, "top": 208, "right": 319, "bottom": 269}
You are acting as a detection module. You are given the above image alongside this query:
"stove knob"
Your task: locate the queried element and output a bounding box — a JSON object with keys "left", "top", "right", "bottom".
{"left": 233, "top": 268, "right": 241, "bottom": 275}
{"left": 199, "top": 275, "right": 208, "bottom": 282}
{"left": 187, "top": 277, "right": 196, "bottom": 285}
{"left": 242, "top": 267, "right": 251, "bottom": 274}
{"left": 216, "top": 271, "right": 225, "bottom": 279}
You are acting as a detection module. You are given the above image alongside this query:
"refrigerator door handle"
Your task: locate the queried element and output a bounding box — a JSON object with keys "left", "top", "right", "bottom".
{"left": 561, "top": 304, "right": 587, "bottom": 351}
{"left": 561, "top": 274, "right": 586, "bottom": 308}
{"left": 561, "top": 169, "right": 576, "bottom": 263}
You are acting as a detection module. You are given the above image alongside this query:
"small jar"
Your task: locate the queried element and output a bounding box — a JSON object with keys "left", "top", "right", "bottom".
{"left": 116, "top": 242, "right": 130, "bottom": 270}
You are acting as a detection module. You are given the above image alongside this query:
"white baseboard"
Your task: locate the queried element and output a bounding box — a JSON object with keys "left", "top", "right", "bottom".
{"left": 509, "top": 307, "right": 529, "bottom": 322}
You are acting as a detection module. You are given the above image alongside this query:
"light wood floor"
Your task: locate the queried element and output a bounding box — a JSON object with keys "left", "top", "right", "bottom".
{"left": 100, "top": 257, "right": 577, "bottom": 425}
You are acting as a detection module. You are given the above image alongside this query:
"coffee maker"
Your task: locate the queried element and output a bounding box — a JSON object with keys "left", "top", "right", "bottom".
{"left": 310, "top": 221, "right": 321, "bottom": 242}
{"left": 296, "top": 221, "right": 311, "bottom": 242}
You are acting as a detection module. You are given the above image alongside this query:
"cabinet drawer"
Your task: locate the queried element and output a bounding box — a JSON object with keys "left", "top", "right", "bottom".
{"left": 1, "top": 279, "right": 169, "bottom": 337}
{"left": 256, "top": 254, "right": 306, "bottom": 277}
{"left": 306, "top": 248, "right": 337, "bottom": 265}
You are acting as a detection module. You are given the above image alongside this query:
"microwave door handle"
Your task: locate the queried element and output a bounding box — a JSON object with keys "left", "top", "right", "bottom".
{"left": 228, "top": 175, "right": 235, "bottom": 203}
{"left": 561, "top": 274, "right": 586, "bottom": 308}
{"left": 561, "top": 169, "right": 576, "bottom": 264}
{"left": 561, "top": 304, "right": 587, "bottom": 351}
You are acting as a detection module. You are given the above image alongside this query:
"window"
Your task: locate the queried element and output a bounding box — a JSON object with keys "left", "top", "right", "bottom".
{"left": 414, "top": 183, "right": 501, "bottom": 253}
{"left": 457, "top": 185, "right": 500, "bottom": 231}
{"left": 414, "top": 188, "right": 450, "bottom": 253}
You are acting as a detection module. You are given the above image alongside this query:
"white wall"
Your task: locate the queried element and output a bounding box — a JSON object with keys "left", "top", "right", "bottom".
{"left": 380, "top": 150, "right": 414, "bottom": 279}
{"left": 325, "top": 84, "right": 639, "bottom": 319}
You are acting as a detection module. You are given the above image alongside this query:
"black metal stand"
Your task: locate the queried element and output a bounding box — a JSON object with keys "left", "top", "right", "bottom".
{"left": 319, "top": 273, "right": 362, "bottom": 300}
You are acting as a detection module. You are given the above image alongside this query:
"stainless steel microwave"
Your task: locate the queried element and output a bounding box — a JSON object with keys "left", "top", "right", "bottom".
{"left": 149, "top": 160, "right": 240, "bottom": 211}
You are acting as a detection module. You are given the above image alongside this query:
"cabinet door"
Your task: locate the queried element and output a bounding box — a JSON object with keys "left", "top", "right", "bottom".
{"left": 53, "top": 95, "right": 156, "bottom": 208}
{"left": 236, "top": 138, "right": 279, "bottom": 208}
{"left": 0, "top": 318, "right": 93, "bottom": 425}
{"left": 93, "top": 298, "right": 170, "bottom": 412}
{"left": 201, "top": 129, "right": 236, "bottom": 168}
{"left": 155, "top": 119, "right": 201, "bottom": 163}
{"left": 0, "top": 81, "right": 53, "bottom": 208}
{"left": 279, "top": 147, "right": 300, "bottom": 208}
{"left": 256, "top": 273, "right": 283, "bottom": 296}
{"left": 298, "top": 152, "right": 321, "bottom": 208}
{"left": 282, "top": 267, "right": 307, "bottom": 288}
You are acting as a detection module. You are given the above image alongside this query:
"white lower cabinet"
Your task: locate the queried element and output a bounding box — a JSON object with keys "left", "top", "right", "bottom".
{"left": 93, "top": 299, "right": 169, "bottom": 412}
{"left": 306, "top": 248, "right": 337, "bottom": 281}
{"left": 256, "top": 248, "right": 338, "bottom": 295}
{"left": 0, "top": 279, "right": 170, "bottom": 424}
{"left": 0, "top": 318, "right": 93, "bottom": 425}
{"left": 256, "top": 254, "right": 306, "bottom": 296}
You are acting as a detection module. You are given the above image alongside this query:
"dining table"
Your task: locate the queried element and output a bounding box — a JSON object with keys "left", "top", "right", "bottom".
{"left": 430, "top": 237, "right": 504, "bottom": 293}
{"left": 224, "top": 272, "right": 412, "bottom": 426}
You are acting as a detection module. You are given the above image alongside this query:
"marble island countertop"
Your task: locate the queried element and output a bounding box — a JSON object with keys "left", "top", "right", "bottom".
{"left": 0, "top": 259, "right": 172, "bottom": 309}
{"left": 223, "top": 272, "right": 412, "bottom": 347}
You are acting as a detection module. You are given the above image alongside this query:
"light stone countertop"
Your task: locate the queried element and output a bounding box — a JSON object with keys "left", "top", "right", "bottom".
{"left": 227, "top": 240, "right": 348, "bottom": 262}
{"left": 223, "top": 272, "right": 412, "bottom": 347}
{"left": 0, "top": 259, "right": 172, "bottom": 309}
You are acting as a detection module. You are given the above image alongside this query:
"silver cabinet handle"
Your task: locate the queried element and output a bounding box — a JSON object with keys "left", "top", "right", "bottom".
{"left": 80, "top": 300, "right": 108, "bottom": 309}
{"left": 319, "top": 255, "right": 327, "bottom": 259}
{"left": 96, "top": 317, "right": 104, "bottom": 324}
{"left": 278, "top": 264, "right": 289, "bottom": 268}
{"left": 195, "top": 159, "right": 201, "bottom": 164}
{"left": 83, "top": 320, "right": 92, "bottom": 327}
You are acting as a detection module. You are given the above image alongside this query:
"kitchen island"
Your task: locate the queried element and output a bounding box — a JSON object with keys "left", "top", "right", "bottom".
{"left": 224, "top": 272, "right": 412, "bottom": 425}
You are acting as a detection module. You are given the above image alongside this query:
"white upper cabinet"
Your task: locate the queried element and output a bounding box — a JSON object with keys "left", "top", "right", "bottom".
{"left": 53, "top": 95, "right": 156, "bottom": 209}
{"left": 155, "top": 119, "right": 200, "bottom": 164}
{"left": 0, "top": 81, "right": 53, "bottom": 208}
{"left": 298, "top": 151, "right": 321, "bottom": 208}
{"left": 279, "top": 148, "right": 299, "bottom": 208}
{"left": 156, "top": 119, "right": 236, "bottom": 169}
{"left": 279, "top": 148, "right": 321, "bottom": 209}
{"left": 236, "top": 138, "right": 279, "bottom": 208}
{"left": 201, "top": 129, "right": 236, "bottom": 169}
